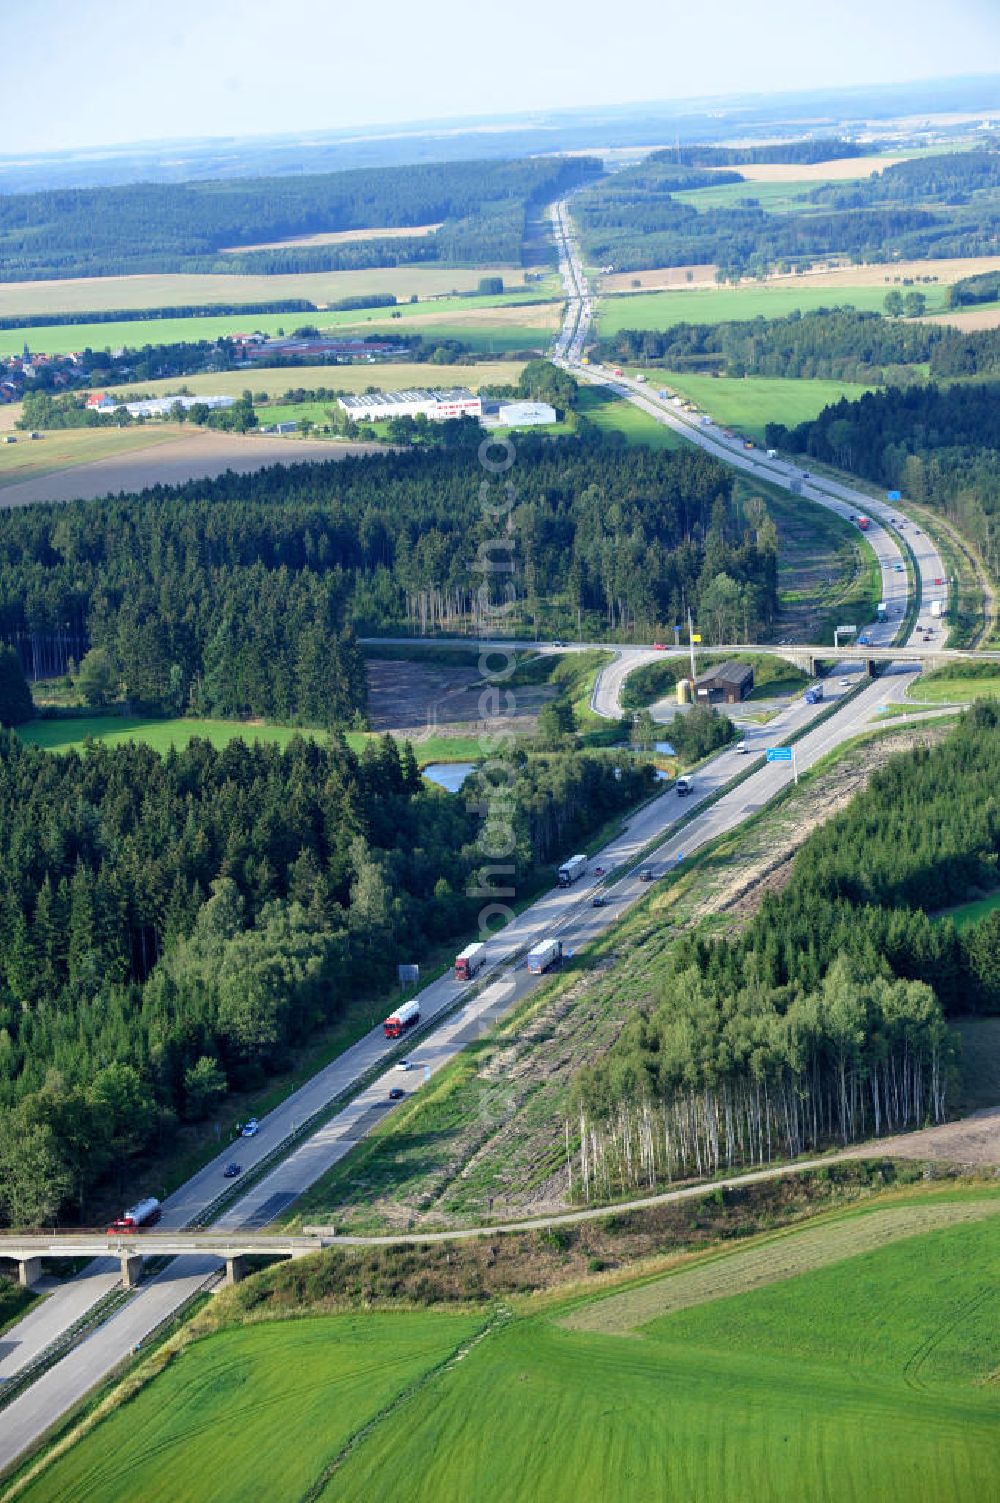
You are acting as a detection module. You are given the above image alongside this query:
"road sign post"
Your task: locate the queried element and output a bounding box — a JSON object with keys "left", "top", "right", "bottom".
{"left": 765, "top": 745, "right": 797, "bottom": 784}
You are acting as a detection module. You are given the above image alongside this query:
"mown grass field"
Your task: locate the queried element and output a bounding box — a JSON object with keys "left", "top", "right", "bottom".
{"left": 648, "top": 371, "right": 876, "bottom": 442}
{"left": 0, "top": 266, "right": 551, "bottom": 319}
{"left": 0, "top": 426, "right": 184, "bottom": 489}
{"left": 596, "top": 281, "right": 950, "bottom": 336}
{"left": 14, "top": 1312, "right": 483, "bottom": 1503}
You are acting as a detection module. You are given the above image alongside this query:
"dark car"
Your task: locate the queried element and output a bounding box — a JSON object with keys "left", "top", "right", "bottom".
{"left": 223, "top": 1162, "right": 242, "bottom": 1178}
{"left": 639, "top": 868, "right": 656, "bottom": 882}
{"left": 592, "top": 895, "right": 607, "bottom": 907}
{"left": 389, "top": 1086, "right": 406, "bottom": 1101}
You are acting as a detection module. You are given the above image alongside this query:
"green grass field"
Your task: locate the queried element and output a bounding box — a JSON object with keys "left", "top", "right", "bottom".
{"left": 15, "top": 715, "right": 489, "bottom": 768}
{"left": 939, "top": 888, "right": 1000, "bottom": 931}
{"left": 15, "top": 1312, "right": 482, "bottom": 1503}
{"left": 671, "top": 178, "right": 824, "bottom": 213}
{"left": 906, "top": 671, "right": 1000, "bottom": 704}
{"left": 596, "top": 281, "right": 950, "bottom": 336}
{"left": 327, "top": 1202, "right": 1000, "bottom": 1503}
{"left": 647, "top": 371, "right": 875, "bottom": 442}
{"left": 575, "top": 384, "right": 681, "bottom": 449}
{"left": 0, "top": 295, "right": 559, "bottom": 358}
{"left": 20, "top": 1188, "right": 1000, "bottom": 1503}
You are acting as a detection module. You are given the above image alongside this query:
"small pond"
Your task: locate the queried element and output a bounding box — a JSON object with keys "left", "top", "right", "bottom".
{"left": 422, "top": 762, "right": 477, "bottom": 792}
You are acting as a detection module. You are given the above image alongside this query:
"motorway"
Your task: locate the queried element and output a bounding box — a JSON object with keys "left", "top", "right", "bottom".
{"left": 0, "top": 206, "right": 955, "bottom": 1478}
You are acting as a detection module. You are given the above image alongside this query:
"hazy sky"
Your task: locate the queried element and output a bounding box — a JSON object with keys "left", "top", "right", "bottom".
{"left": 5, "top": 0, "right": 1000, "bottom": 157}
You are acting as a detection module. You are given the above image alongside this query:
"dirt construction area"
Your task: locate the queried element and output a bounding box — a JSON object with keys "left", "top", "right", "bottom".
{"left": 366, "top": 658, "right": 554, "bottom": 735}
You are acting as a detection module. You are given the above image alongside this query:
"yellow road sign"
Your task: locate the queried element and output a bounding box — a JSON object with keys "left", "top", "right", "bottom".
{"left": 691, "top": 633, "right": 702, "bottom": 643}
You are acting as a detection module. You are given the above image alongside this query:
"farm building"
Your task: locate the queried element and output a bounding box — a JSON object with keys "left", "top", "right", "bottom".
{"left": 497, "top": 400, "right": 557, "bottom": 426}
{"left": 338, "top": 388, "right": 483, "bottom": 423}
{"left": 694, "top": 660, "right": 754, "bottom": 704}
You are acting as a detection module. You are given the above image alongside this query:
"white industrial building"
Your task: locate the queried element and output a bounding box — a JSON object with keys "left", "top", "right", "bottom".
{"left": 124, "top": 395, "right": 235, "bottom": 419}
{"left": 337, "top": 388, "right": 483, "bottom": 423}
{"left": 498, "top": 400, "right": 557, "bottom": 427}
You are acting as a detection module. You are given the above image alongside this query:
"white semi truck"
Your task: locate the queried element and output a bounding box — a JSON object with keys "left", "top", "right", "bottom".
{"left": 527, "top": 938, "right": 563, "bottom": 974}
{"left": 557, "top": 853, "right": 588, "bottom": 887}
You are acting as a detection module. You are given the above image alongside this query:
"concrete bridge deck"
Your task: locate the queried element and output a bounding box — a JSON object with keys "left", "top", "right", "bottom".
{"left": 0, "top": 1232, "right": 322, "bottom": 1288}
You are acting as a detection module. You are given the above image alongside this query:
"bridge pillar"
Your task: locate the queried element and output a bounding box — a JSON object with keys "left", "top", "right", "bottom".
{"left": 225, "top": 1255, "right": 249, "bottom": 1286}
{"left": 18, "top": 1257, "right": 44, "bottom": 1289}
{"left": 120, "top": 1254, "right": 144, "bottom": 1289}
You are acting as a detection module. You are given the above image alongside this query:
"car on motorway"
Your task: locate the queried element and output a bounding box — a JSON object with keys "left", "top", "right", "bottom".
{"left": 736, "top": 740, "right": 749, "bottom": 755}
{"left": 594, "top": 865, "right": 606, "bottom": 877}
{"left": 652, "top": 641, "right": 667, "bottom": 650}
{"left": 592, "top": 894, "right": 607, "bottom": 907}
{"left": 388, "top": 1086, "right": 406, "bottom": 1101}
{"left": 552, "top": 638, "right": 567, "bottom": 647}
{"left": 223, "top": 1162, "right": 242, "bottom": 1178}
{"left": 895, "top": 563, "right": 904, "bottom": 572}
{"left": 241, "top": 1118, "right": 259, "bottom": 1137}
{"left": 396, "top": 1059, "right": 412, "bottom": 1071}
{"left": 639, "top": 868, "right": 656, "bottom": 882}
{"left": 934, "top": 577, "right": 944, "bottom": 586}
{"left": 839, "top": 677, "right": 852, "bottom": 688}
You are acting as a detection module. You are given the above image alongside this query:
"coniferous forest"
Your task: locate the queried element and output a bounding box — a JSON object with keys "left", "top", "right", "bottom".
{"left": 0, "top": 437, "right": 776, "bottom": 707}
{"left": 0, "top": 728, "right": 654, "bottom": 1226}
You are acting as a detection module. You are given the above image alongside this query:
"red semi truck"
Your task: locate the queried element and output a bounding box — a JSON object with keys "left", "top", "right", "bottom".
{"left": 384, "top": 999, "right": 421, "bottom": 1039}
{"left": 856, "top": 515, "right": 871, "bottom": 530}
{"left": 454, "top": 942, "right": 487, "bottom": 982}
{"left": 108, "top": 1197, "right": 161, "bottom": 1233}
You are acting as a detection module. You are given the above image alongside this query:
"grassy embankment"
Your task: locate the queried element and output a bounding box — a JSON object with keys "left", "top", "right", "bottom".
{"left": 574, "top": 384, "right": 682, "bottom": 449}
{"left": 13, "top": 1179, "right": 1000, "bottom": 1503}
{"left": 906, "top": 661, "right": 1000, "bottom": 706}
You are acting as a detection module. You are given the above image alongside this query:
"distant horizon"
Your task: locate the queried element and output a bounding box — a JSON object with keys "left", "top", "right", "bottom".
{"left": 5, "top": 0, "right": 999, "bottom": 159}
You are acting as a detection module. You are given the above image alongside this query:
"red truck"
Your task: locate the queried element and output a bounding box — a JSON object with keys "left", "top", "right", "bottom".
{"left": 454, "top": 942, "right": 487, "bottom": 982}
{"left": 108, "top": 1197, "right": 161, "bottom": 1233}
{"left": 856, "top": 515, "right": 871, "bottom": 531}
{"left": 384, "top": 999, "right": 420, "bottom": 1039}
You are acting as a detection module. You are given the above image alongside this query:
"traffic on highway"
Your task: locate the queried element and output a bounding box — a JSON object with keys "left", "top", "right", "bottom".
{"left": 0, "top": 193, "right": 957, "bottom": 1480}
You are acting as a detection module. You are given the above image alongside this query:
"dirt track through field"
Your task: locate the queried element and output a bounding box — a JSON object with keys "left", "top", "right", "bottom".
{"left": 563, "top": 1198, "right": 1000, "bottom": 1334}
{"left": 0, "top": 432, "right": 384, "bottom": 508}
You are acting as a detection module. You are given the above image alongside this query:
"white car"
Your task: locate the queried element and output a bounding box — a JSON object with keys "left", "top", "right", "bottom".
{"left": 839, "top": 678, "right": 851, "bottom": 688}
{"left": 396, "top": 1059, "right": 413, "bottom": 1072}
{"left": 241, "top": 1118, "right": 259, "bottom": 1138}
{"left": 736, "top": 740, "right": 749, "bottom": 755}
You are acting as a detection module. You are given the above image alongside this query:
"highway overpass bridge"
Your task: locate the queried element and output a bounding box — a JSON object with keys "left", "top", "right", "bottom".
{"left": 361, "top": 634, "right": 1000, "bottom": 677}
{"left": 0, "top": 1232, "right": 323, "bottom": 1290}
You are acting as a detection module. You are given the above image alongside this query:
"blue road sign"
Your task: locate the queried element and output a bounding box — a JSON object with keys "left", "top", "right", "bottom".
{"left": 766, "top": 747, "right": 793, "bottom": 763}
{"left": 887, "top": 490, "right": 901, "bottom": 502}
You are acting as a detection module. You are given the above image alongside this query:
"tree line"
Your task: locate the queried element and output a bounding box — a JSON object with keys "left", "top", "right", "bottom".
{"left": 0, "top": 438, "right": 777, "bottom": 709}
{"left": 765, "top": 381, "right": 1000, "bottom": 580}
{"left": 602, "top": 307, "right": 1000, "bottom": 385}
{"left": 0, "top": 157, "right": 599, "bottom": 281}
{"left": 572, "top": 706, "right": 1000, "bottom": 1196}
{"left": 573, "top": 147, "right": 1000, "bottom": 278}
{"left": 654, "top": 139, "right": 864, "bottom": 167}
{"left": 0, "top": 726, "right": 654, "bottom": 1225}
